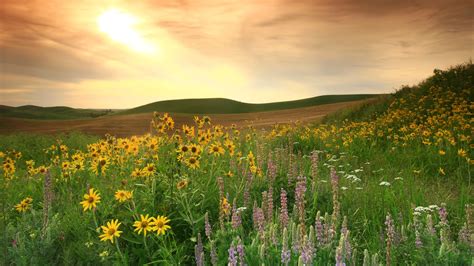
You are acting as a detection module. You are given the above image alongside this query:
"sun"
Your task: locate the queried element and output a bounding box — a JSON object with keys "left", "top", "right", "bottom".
{"left": 97, "top": 8, "right": 156, "bottom": 54}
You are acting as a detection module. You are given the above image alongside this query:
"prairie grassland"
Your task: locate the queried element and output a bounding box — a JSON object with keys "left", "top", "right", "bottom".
{"left": 1, "top": 63, "right": 473, "bottom": 265}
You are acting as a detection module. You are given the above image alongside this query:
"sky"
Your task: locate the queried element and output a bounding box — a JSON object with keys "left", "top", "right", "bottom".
{"left": 0, "top": 0, "right": 472, "bottom": 109}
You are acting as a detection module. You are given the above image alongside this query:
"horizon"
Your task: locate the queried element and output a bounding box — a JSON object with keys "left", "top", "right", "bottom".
{"left": 2, "top": 93, "right": 383, "bottom": 109}
{"left": 1, "top": 0, "right": 472, "bottom": 108}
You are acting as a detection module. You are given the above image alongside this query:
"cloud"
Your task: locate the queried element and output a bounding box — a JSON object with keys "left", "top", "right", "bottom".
{"left": 0, "top": 0, "right": 472, "bottom": 108}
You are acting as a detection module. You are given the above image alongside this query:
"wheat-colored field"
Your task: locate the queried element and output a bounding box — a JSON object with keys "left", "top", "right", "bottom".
{"left": 0, "top": 100, "right": 369, "bottom": 136}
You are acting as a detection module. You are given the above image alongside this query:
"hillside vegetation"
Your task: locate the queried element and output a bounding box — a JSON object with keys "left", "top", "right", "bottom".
{"left": 1, "top": 62, "right": 472, "bottom": 265}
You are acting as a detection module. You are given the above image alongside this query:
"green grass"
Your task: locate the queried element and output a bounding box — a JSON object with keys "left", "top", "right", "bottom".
{"left": 0, "top": 63, "right": 472, "bottom": 265}
{"left": 0, "top": 105, "right": 115, "bottom": 120}
{"left": 117, "top": 94, "right": 379, "bottom": 115}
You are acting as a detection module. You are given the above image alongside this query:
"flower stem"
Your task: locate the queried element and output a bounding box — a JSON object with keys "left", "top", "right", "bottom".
{"left": 115, "top": 239, "right": 126, "bottom": 265}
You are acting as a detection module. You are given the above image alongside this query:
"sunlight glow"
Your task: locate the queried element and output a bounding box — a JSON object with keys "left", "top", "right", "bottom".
{"left": 98, "top": 9, "right": 156, "bottom": 54}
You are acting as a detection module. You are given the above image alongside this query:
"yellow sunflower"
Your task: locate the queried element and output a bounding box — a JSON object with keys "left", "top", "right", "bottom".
{"left": 176, "top": 179, "right": 189, "bottom": 190}
{"left": 80, "top": 188, "right": 101, "bottom": 211}
{"left": 133, "top": 214, "right": 154, "bottom": 236}
{"left": 114, "top": 190, "right": 133, "bottom": 203}
{"left": 186, "top": 157, "right": 200, "bottom": 169}
{"left": 15, "top": 197, "right": 33, "bottom": 213}
{"left": 208, "top": 143, "right": 225, "bottom": 156}
{"left": 99, "top": 219, "right": 122, "bottom": 243}
{"left": 152, "top": 215, "right": 171, "bottom": 236}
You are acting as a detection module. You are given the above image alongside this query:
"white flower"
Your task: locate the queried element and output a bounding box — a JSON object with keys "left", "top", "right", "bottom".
{"left": 341, "top": 186, "right": 348, "bottom": 190}
{"left": 428, "top": 205, "right": 439, "bottom": 210}
{"left": 379, "top": 181, "right": 391, "bottom": 186}
{"left": 355, "top": 187, "right": 363, "bottom": 190}
{"left": 394, "top": 177, "right": 404, "bottom": 181}
{"left": 413, "top": 211, "right": 421, "bottom": 216}
{"left": 354, "top": 168, "right": 364, "bottom": 173}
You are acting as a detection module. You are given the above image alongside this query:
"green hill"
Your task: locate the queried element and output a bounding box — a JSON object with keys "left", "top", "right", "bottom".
{"left": 117, "top": 94, "right": 378, "bottom": 115}
{"left": 0, "top": 105, "right": 114, "bottom": 120}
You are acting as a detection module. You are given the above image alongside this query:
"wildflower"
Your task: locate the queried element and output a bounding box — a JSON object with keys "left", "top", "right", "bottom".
{"left": 228, "top": 242, "right": 237, "bottom": 266}
{"left": 152, "top": 215, "right": 171, "bottom": 236}
{"left": 295, "top": 176, "right": 307, "bottom": 227}
{"left": 99, "top": 219, "right": 122, "bottom": 243}
{"left": 438, "top": 167, "right": 445, "bottom": 175}
{"left": 231, "top": 199, "right": 242, "bottom": 229}
{"left": 186, "top": 157, "right": 200, "bottom": 169}
{"left": 457, "top": 148, "right": 467, "bottom": 157}
{"left": 236, "top": 237, "right": 245, "bottom": 265}
{"left": 220, "top": 197, "right": 231, "bottom": 216}
{"left": 15, "top": 197, "right": 33, "bottom": 212}
{"left": 385, "top": 213, "right": 395, "bottom": 266}
{"left": 114, "top": 190, "right": 133, "bottom": 202}
{"left": 80, "top": 188, "right": 101, "bottom": 211}
{"left": 99, "top": 250, "right": 109, "bottom": 258}
{"left": 281, "top": 227, "right": 291, "bottom": 265}
{"left": 280, "top": 188, "right": 289, "bottom": 228}
{"left": 208, "top": 143, "right": 225, "bottom": 156}
{"left": 176, "top": 179, "right": 189, "bottom": 190}
{"left": 204, "top": 212, "right": 212, "bottom": 239}
{"left": 143, "top": 163, "right": 156, "bottom": 177}
{"left": 379, "top": 181, "right": 391, "bottom": 186}
{"left": 439, "top": 150, "right": 446, "bottom": 155}
{"left": 133, "top": 214, "right": 154, "bottom": 236}
{"left": 195, "top": 233, "right": 204, "bottom": 266}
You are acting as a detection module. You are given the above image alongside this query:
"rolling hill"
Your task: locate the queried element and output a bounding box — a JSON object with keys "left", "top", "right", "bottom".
{"left": 0, "top": 105, "right": 115, "bottom": 120}
{"left": 117, "top": 94, "right": 379, "bottom": 115}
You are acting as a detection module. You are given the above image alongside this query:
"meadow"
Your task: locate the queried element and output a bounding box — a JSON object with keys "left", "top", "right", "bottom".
{"left": 1, "top": 63, "right": 472, "bottom": 265}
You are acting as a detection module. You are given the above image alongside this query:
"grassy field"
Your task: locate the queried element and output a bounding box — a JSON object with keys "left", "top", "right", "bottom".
{"left": 0, "top": 63, "right": 472, "bottom": 265}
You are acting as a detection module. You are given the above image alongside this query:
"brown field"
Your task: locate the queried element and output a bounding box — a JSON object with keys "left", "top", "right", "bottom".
{"left": 0, "top": 100, "right": 368, "bottom": 137}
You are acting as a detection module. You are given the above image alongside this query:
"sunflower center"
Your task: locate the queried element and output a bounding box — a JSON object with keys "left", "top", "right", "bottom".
{"left": 88, "top": 197, "right": 95, "bottom": 203}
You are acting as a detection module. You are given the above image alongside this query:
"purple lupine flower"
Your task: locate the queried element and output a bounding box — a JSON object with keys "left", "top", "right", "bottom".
{"left": 385, "top": 213, "right": 395, "bottom": 266}
{"left": 330, "top": 168, "right": 340, "bottom": 238}
{"left": 300, "top": 236, "right": 314, "bottom": 265}
{"left": 281, "top": 227, "right": 291, "bottom": 265}
{"left": 267, "top": 186, "right": 274, "bottom": 223}
{"left": 205, "top": 212, "right": 212, "bottom": 239}
{"left": 194, "top": 233, "right": 204, "bottom": 266}
{"left": 261, "top": 191, "right": 268, "bottom": 223}
{"left": 231, "top": 199, "right": 242, "bottom": 229}
{"left": 210, "top": 243, "right": 218, "bottom": 266}
{"left": 267, "top": 157, "right": 277, "bottom": 183}
{"left": 280, "top": 188, "right": 289, "bottom": 228}
{"left": 439, "top": 203, "right": 448, "bottom": 226}
{"left": 310, "top": 150, "right": 319, "bottom": 192}
{"left": 295, "top": 176, "right": 307, "bottom": 227}
{"left": 344, "top": 230, "right": 352, "bottom": 261}
{"left": 237, "top": 237, "right": 245, "bottom": 266}
{"left": 341, "top": 216, "right": 348, "bottom": 236}
{"left": 315, "top": 211, "right": 325, "bottom": 246}
{"left": 335, "top": 234, "right": 345, "bottom": 266}
{"left": 415, "top": 230, "right": 423, "bottom": 248}
{"left": 438, "top": 203, "right": 450, "bottom": 245}
{"left": 254, "top": 207, "right": 265, "bottom": 235}
{"left": 228, "top": 243, "right": 237, "bottom": 266}
{"left": 217, "top": 176, "right": 225, "bottom": 199}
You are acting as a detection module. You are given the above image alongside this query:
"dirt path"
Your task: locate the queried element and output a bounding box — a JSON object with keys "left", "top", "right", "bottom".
{"left": 0, "top": 100, "right": 368, "bottom": 137}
